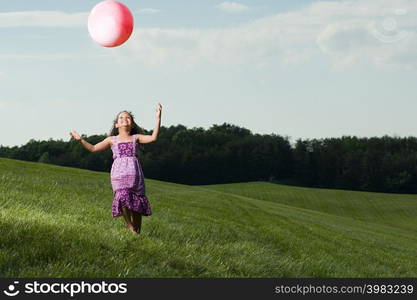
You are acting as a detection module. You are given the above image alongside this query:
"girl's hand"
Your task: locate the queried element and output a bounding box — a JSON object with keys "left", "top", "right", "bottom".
{"left": 69, "top": 130, "right": 82, "bottom": 141}
{"left": 156, "top": 103, "right": 162, "bottom": 119}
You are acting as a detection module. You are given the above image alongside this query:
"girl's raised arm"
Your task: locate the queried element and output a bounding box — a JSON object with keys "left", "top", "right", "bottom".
{"left": 138, "top": 103, "right": 162, "bottom": 144}
{"left": 69, "top": 131, "right": 111, "bottom": 152}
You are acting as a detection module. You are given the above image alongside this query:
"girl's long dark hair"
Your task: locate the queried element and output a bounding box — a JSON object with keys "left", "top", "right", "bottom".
{"left": 109, "top": 111, "right": 142, "bottom": 136}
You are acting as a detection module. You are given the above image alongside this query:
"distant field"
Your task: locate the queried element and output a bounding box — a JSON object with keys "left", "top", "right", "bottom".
{"left": 1, "top": 157, "right": 417, "bottom": 277}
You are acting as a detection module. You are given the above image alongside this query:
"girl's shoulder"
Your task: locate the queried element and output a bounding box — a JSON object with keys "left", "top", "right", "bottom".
{"left": 131, "top": 134, "right": 140, "bottom": 143}
{"left": 108, "top": 136, "right": 116, "bottom": 147}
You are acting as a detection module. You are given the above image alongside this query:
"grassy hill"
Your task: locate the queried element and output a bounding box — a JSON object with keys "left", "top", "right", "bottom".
{"left": 1, "top": 157, "right": 417, "bottom": 277}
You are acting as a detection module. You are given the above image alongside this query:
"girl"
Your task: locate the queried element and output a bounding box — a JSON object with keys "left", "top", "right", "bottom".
{"left": 69, "top": 103, "right": 162, "bottom": 235}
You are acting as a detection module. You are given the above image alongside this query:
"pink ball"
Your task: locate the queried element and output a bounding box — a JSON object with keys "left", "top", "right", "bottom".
{"left": 88, "top": 0, "right": 134, "bottom": 48}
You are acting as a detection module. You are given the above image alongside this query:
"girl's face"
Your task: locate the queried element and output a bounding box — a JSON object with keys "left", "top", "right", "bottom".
{"left": 116, "top": 112, "right": 133, "bottom": 129}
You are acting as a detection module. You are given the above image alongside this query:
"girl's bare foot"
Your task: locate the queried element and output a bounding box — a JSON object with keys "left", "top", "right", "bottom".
{"left": 127, "top": 224, "right": 138, "bottom": 234}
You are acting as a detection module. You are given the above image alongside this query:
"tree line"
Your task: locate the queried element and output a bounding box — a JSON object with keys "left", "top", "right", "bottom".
{"left": 1, "top": 123, "right": 417, "bottom": 193}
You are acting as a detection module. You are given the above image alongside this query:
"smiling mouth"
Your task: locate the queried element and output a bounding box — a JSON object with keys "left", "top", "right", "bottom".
{"left": 4, "top": 290, "right": 20, "bottom": 296}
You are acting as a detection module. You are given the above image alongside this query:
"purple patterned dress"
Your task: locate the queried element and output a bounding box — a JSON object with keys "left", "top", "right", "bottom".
{"left": 110, "top": 134, "right": 152, "bottom": 217}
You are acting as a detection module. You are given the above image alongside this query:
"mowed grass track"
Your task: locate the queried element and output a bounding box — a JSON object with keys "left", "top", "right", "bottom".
{"left": 200, "top": 182, "right": 417, "bottom": 233}
{"left": 1, "top": 158, "right": 417, "bottom": 277}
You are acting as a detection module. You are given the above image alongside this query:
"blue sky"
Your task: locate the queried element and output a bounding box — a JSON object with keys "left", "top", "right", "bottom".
{"left": 1, "top": 0, "right": 417, "bottom": 146}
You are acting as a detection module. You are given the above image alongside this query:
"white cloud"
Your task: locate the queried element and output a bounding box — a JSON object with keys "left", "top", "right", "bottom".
{"left": 0, "top": 8, "right": 160, "bottom": 28}
{"left": 137, "top": 8, "right": 161, "bottom": 15}
{"left": 0, "top": 54, "right": 70, "bottom": 60}
{"left": 0, "top": 53, "right": 111, "bottom": 62}
{"left": 109, "top": 17, "right": 315, "bottom": 68}
{"left": 0, "top": 72, "right": 6, "bottom": 80}
{"left": 0, "top": 11, "right": 88, "bottom": 28}
{"left": 2, "top": 1, "right": 417, "bottom": 69}
{"left": 112, "top": 0, "right": 416, "bottom": 69}
{"left": 216, "top": 2, "right": 250, "bottom": 14}
{"left": 282, "top": 49, "right": 312, "bottom": 66}
{"left": 314, "top": 1, "right": 417, "bottom": 69}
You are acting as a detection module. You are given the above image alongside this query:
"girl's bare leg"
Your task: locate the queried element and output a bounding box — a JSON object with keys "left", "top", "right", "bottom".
{"left": 121, "top": 206, "right": 137, "bottom": 234}
{"left": 131, "top": 211, "right": 142, "bottom": 234}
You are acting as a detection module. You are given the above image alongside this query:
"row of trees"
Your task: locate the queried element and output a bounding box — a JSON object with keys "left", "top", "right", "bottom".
{"left": 293, "top": 136, "right": 417, "bottom": 193}
{"left": 1, "top": 123, "right": 417, "bottom": 193}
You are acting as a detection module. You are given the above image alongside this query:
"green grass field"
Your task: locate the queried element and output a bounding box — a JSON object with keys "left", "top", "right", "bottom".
{"left": 1, "top": 157, "right": 417, "bottom": 277}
